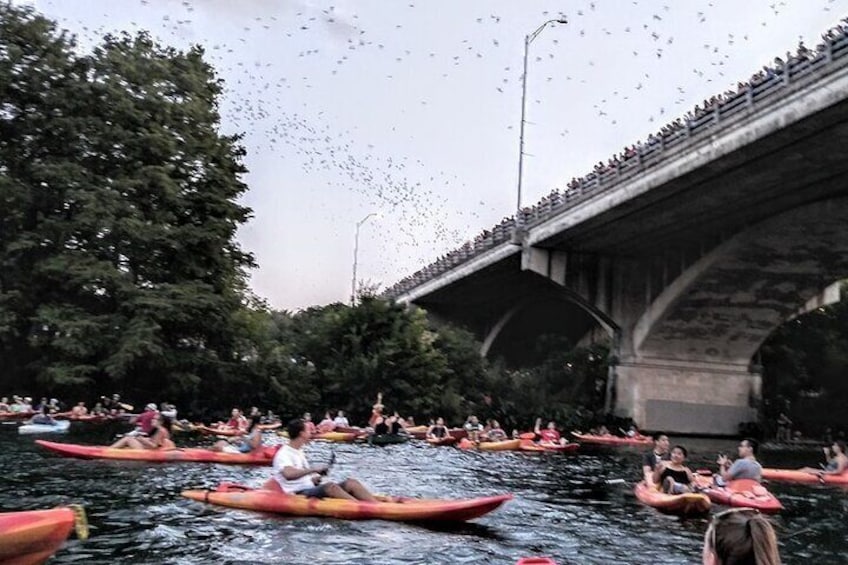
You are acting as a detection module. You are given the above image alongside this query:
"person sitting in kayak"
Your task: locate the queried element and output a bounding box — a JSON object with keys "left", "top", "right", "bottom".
{"left": 29, "top": 407, "right": 57, "bottom": 426}
{"left": 111, "top": 415, "right": 175, "bottom": 450}
{"left": 225, "top": 408, "right": 247, "bottom": 431}
{"left": 387, "top": 414, "right": 404, "bottom": 435}
{"left": 464, "top": 415, "right": 483, "bottom": 442}
{"left": 271, "top": 418, "right": 377, "bottom": 501}
{"left": 373, "top": 416, "right": 389, "bottom": 435}
{"left": 798, "top": 440, "right": 848, "bottom": 476}
{"left": 212, "top": 417, "right": 263, "bottom": 454}
{"left": 642, "top": 432, "right": 670, "bottom": 486}
{"left": 316, "top": 412, "right": 336, "bottom": 433}
{"left": 703, "top": 507, "right": 781, "bottom": 565}
{"left": 302, "top": 412, "right": 317, "bottom": 435}
{"left": 426, "top": 417, "right": 450, "bottom": 439}
{"left": 653, "top": 445, "right": 697, "bottom": 494}
{"left": 716, "top": 438, "right": 762, "bottom": 485}
{"left": 368, "top": 392, "right": 384, "bottom": 427}
{"left": 534, "top": 418, "right": 566, "bottom": 446}
{"left": 486, "top": 420, "right": 508, "bottom": 442}
{"left": 70, "top": 402, "right": 88, "bottom": 418}
{"left": 333, "top": 410, "right": 349, "bottom": 428}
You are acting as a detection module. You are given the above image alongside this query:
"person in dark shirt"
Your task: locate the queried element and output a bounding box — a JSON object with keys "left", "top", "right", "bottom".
{"left": 653, "top": 445, "right": 697, "bottom": 494}
{"left": 642, "top": 432, "right": 670, "bottom": 486}
{"left": 373, "top": 416, "right": 389, "bottom": 435}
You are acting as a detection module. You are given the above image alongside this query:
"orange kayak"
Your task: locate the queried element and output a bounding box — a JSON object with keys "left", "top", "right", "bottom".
{"left": 313, "top": 431, "right": 358, "bottom": 442}
{"left": 633, "top": 481, "right": 711, "bottom": 515}
{"left": 571, "top": 432, "right": 652, "bottom": 446}
{"left": 519, "top": 441, "right": 579, "bottom": 453}
{"left": 426, "top": 436, "right": 458, "bottom": 446}
{"left": 182, "top": 483, "right": 512, "bottom": 522}
{"left": 762, "top": 467, "right": 848, "bottom": 485}
{"left": 0, "top": 507, "right": 87, "bottom": 565}
{"left": 459, "top": 438, "right": 522, "bottom": 451}
{"left": 36, "top": 440, "right": 278, "bottom": 465}
{"left": 693, "top": 476, "right": 783, "bottom": 513}
{"left": 196, "top": 425, "right": 243, "bottom": 437}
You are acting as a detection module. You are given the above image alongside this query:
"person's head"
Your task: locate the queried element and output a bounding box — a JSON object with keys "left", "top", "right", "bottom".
{"left": 492, "top": 420, "right": 501, "bottom": 429}
{"left": 337, "top": 410, "right": 345, "bottom": 417}
{"left": 303, "top": 412, "right": 311, "bottom": 421}
{"left": 112, "top": 394, "right": 120, "bottom": 400}
{"left": 703, "top": 508, "right": 780, "bottom": 565}
{"left": 738, "top": 438, "right": 759, "bottom": 458}
{"left": 145, "top": 403, "right": 157, "bottom": 412}
{"left": 547, "top": 421, "right": 556, "bottom": 430}
{"left": 653, "top": 432, "right": 670, "bottom": 452}
{"left": 470, "top": 415, "right": 479, "bottom": 424}
{"left": 833, "top": 440, "right": 846, "bottom": 455}
{"left": 670, "top": 445, "right": 688, "bottom": 463}
{"left": 231, "top": 408, "right": 240, "bottom": 418}
{"left": 287, "top": 418, "right": 308, "bottom": 441}
{"left": 245, "top": 417, "right": 258, "bottom": 433}
{"left": 436, "top": 417, "right": 445, "bottom": 426}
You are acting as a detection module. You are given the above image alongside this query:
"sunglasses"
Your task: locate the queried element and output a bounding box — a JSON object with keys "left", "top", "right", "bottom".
{"left": 706, "top": 508, "right": 761, "bottom": 553}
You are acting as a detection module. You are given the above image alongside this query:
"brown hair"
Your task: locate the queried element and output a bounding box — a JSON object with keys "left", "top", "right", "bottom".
{"left": 705, "top": 509, "right": 781, "bottom": 565}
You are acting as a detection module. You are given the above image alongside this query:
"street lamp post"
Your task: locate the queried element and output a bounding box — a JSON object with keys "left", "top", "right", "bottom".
{"left": 516, "top": 18, "right": 567, "bottom": 222}
{"left": 351, "top": 212, "right": 379, "bottom": 305}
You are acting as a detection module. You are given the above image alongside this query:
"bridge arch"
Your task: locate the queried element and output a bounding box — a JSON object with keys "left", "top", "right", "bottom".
{"left": 632, "top": 197, "right": 848, "bottom": 366}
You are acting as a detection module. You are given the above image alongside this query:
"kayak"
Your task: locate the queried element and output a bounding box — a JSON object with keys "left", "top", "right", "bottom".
{"left": 314, "top": 431, "right": 359, "bottom": 442}
{"left": 36, "top": 440, "right": 278, "bottom": 465}
{"left": 571, "top": 432, "right": 652, "bottom": 446}
{"left": 762, "top": 467, "right": 848, "bottom": 486}
{"left": 426, "top": 436, "right": 458, "bottom": 446}
{"left": 460, "top": 438, "right": 515, "bottom": 450}
{"left": 693, "top": 476, "right": 783, "bottom": 513}
{"left": 634, "top": 481, "right": 711, "bottom": 516}
{"left": 367, "top": 434, "right": 409, "bottom": 446}
{"left": 182, "top": 483, "right": 512, "bottom": 522}
{"left": 516, "top": 559, "right": 558, "bottom": 565}
{"left": 196, "top": 425, "right": 243, "bottom": 437}
{"left": 519, "top": 441, "right": 579, "bottom": 453}
{"left": 0, "top": 506, "right": 87, "bottom": 565}
{"left": 18, "top": 420, "right": 71, "bottom": 435}
{"left": 0, "top": 411, "right": 35, "bottom": 422}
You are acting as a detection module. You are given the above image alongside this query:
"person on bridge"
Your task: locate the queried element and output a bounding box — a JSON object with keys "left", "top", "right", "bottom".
{"left": 716, "top": 438, "right": 762, "bottom": 484}
{"left": 268, "top": 418, "right": 377, "bottom": 501}
{"left": 642, "top": 432, "right": 670, "bottom": 486}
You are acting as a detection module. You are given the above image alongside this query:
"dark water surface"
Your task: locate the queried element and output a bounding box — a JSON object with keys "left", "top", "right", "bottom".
{"left": 2, "top": 426, "right": 847, "bottom": 564}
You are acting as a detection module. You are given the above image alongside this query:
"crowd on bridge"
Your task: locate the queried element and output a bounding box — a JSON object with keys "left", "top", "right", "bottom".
{"left": 383, "top": 17, "right": 848, "bottom": 299}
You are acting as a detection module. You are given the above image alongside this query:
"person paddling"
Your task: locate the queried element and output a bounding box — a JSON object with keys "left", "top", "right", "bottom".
{"left": 798, "top": 440, "right": 848, "bottom": 476}
{"left": 269, "top": 418, "right": 377, "bottom": 501}
{"left": 534, "top": 418, "right": 566, "bottom": 446}
{"left": 642, "top": 432, "right": 670, "bottom": 486}
{"left": 716, "top": 438, "right": 762, "bottom": 485}
{"left": 426, "top": 417, "right": 450, "bottom": 439}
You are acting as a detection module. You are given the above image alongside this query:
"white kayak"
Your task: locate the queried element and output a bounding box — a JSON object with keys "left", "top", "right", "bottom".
{"left": 18, "top": 420, "right": 71, "bottom": 435}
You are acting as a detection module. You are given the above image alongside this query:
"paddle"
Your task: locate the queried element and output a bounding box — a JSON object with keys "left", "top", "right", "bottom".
{"left": 319, "top": 450, "right": 336, "bottom": 476}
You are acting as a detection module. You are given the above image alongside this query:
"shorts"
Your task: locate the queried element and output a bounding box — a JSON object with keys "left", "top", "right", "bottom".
{"left": 296, "top": 484, "right": 332, "bottom": 498}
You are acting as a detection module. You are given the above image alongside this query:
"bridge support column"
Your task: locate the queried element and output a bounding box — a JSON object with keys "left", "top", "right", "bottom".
{"left": 613, "top": 358, "right": 760, "bottom": 435}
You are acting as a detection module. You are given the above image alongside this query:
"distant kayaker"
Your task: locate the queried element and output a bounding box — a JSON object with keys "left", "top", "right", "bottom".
{"left": 464, "top": 415, "right": 483, "bottom": 442}
{"left": 702, "top": 507, "right": 781, "bottom": 565}
{"left": 387, "top": 414, "right": 403, "bottom": 435}
{"left": 333, "top": 410, "right": 350, "bottom": 428}
{"left": 29, "top": 407, "right": 56, "bottom": 426}
{"left": 642, "top": 432, "right": 670, "bottom": 486}
{"left": 534, "top": 418, "right": 566, "bottom": 446}
{"left": 426, "top": 417, "right": 450, "bottom": 439}
{"left": 316, "top": 412, "right": 336, "bottom": 433}
{"left": 716, "top": 438, "right": 762, "bottom": 484}
{"left": 226, "top": 408, "right": 247, "bottom": 431}
{"left": 373, "top": 416, "right": 389, "bottom": 435}
{"left": 653, "top": 445, "right": 697, "bottom": 494}
{"left": 70, "top": 402, "right": 88, "bottom": 417}
{"left": 798, "top": 440, "right": 848, "bottom": 476}
{"left": 486, "top": 420, "right": 508, "bottom": 442}
{"left": 368, "top": 392, "right": 384, "bottom": 427}
{"left": 212, "top": 417, "right": 263, "bottom": 454}
{"left": 111, "top": 415, "right": 174, "bottom": 450}
{"left": 302, "top": 412, "right": 317, "bottom": 435}
{"left": 270, "top": 418, "right": 377, "bottom": 501}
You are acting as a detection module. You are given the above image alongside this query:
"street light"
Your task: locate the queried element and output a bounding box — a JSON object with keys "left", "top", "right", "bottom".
{"left": 351, "top": 212, "right": 380, "bottom": 305}
{"left": 516, "top": 17, "right": 567, "bottom": 222}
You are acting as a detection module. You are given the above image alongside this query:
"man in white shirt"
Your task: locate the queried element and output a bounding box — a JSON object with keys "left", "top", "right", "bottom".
{"left": 271, "top": 418, "right": 376, "bottom": 501}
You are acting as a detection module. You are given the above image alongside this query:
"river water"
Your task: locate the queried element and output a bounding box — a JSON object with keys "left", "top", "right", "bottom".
{"left": 2, "top": 426, "right": 846, "bottom": 564}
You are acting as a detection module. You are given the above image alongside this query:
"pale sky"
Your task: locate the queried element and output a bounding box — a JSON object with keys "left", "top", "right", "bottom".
{"left": 17, "top": 0, "right": 848, "bottom": 310}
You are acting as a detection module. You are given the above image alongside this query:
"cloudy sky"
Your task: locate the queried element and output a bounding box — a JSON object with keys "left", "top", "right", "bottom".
{"left": 18, "top": 0, "right": 848, "bottom": 310}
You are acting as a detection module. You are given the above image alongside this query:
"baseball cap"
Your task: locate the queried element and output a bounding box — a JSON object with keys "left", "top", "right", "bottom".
{"left": 145, "top": 403, "right": 157, "bottom": 411}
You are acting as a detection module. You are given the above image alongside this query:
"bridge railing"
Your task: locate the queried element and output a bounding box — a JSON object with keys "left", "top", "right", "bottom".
{"left": 384, "top": 32, "right": 848, "bottom": 299}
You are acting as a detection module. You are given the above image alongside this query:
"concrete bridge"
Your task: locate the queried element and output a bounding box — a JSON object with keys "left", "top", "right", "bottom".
{"left": 385, "top": 35, "right": 848, "bottom": 435}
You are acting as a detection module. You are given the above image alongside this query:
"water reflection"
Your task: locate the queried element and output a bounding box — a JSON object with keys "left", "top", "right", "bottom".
{"left": 1, "top": 428, "right": 846, "bottom": 563}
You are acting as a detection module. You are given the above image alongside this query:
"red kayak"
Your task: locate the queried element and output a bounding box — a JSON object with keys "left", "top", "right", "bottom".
{"left": 693, "top": 476, "right": 783, "bottom": 513}
{"left": 762, "top": 468, "right": 848, "bottom": 486}
{"left": 517, "top": 559, "right": 558, "bottom": 565}
{"left": 196, "top": 425, "right": 243, "bottom": 437}
{"left": 634, "top": 481, "right": 711, "bottom": 516}
{"left": 36, "top": 440, "right": 278, "bottom": 465}
{"left": 0, "top": 506, "right": 87, "bottom": 565}
{"left": 570, "top": 432, "right": 652, "bottom": 447}
{"left": 519, "top": 441, "right": 579, "bottom": 453}
{"left": 183, "top": 483, "right": 511, "bottom": 522}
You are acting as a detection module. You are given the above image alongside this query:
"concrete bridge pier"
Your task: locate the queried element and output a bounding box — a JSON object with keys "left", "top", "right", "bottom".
{"left": 612, "top": 357, "right": 760, "bottom": 435}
